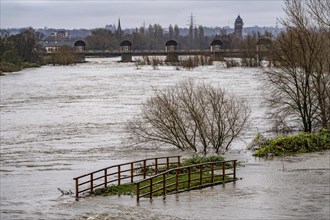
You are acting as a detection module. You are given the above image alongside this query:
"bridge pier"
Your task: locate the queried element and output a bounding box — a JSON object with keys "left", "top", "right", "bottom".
{"left": 74, "top": 40, "right": 86, "bottom": 63}
{"left": 120, "top": 40, "right": 133, "bottom": 62}
{"left": 165, "top": 40, "right": 179, "bottom": 63}
{"left": 256, "top": 38, "right": 272, "bottom": 66}
{"left": 76, "top": 53, "right": 86, "bottom": 63}
{"left": 210, "top": 39, "right": 224, "bottom": 61}
{"left": 211, "top": 52, "right": 224, "bottom": 61}
{"left": 121, "top": 53, "right": 132, "bottom": 62}
{"left": 166, "top": 52, "right": 179, "bottom": 63}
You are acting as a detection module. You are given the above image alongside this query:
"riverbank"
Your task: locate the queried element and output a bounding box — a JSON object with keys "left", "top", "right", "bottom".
{"left": 0, "top": 61, "right": 41, "bottom": 75}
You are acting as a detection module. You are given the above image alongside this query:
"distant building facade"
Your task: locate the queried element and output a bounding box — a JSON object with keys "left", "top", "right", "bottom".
{"left": 44, "top": 41, "right": 72, "bottom": 53}
{"left": 105, "top": 24, "right": 116, "bottom": 32}
{"left": 50, "top": 31, "right": 71, "bottom": 41}
{"left": 43, "top": 40, "right": 86, "bottom": 54}
{"left": 234, "top": 15, "right": 243, "bottom": 39}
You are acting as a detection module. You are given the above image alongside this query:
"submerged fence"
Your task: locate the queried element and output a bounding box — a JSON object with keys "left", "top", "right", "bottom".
{"left": 73, "top": 156, "right": 181, "bottom": 200}
{"left": 135, "top": 160, "right": 237, "bottom": 202}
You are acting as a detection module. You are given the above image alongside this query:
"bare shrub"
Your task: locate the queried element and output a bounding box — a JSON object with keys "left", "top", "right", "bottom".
{"left": 180, "top": 57, "right": 198, "bottom": 70}
{"left": 134, "top": 58, "right": 145, "bottom": 69}
{"left": 125, "top": 79, "right": 251, "bottom": 155}
{"left": 48, "top": 45, "right": 77, "bottom": 65}
{"left": 151, "top": 57, "right": 163, "bottom": 70}
{"left": 241, "top": 58, "right": 257, "bottom": 67}
{"left": 225, "top": 59, "right": 240, "bottom": 68}
{"left": 142, "top": 55, "right": 150, "bottom": 65}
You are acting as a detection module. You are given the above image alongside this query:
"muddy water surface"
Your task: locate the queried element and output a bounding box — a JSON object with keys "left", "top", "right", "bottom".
{"left": 1, "top": 58, "right": 329, "bottom": 219}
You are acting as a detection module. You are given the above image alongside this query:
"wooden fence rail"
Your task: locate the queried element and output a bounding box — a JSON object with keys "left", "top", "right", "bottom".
{"left": 135, "top": 160, "right": 237, "bottom": 202}
{"left": 73, "top": 155, "right": 181, "bottom": 200}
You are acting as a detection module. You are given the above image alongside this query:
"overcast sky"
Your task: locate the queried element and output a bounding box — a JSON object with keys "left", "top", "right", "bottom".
{"left": 1, "top": 0, "right": 286, "bottom": 29}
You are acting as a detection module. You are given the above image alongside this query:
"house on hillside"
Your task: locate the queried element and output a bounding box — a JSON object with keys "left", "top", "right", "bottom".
{"left": 42, "top": 40, "right": 86, "bottom": 53}
{"left": 43, "top": 41, "right": 73, "bottom": 53}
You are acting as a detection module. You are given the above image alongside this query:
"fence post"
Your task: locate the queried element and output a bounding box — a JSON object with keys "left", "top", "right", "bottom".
{"left": 131, "top": 163, "right": 134, "bottom": 183}
{"left": 136, "top": 182, "right": 140, "bottom": 202}
{"left": 188, "top": 167, "right": 191, "bottom": 188}
{"left": 175, "top": 170, "right": 179, "bottom": 191}
{"left": 104, "top": 169, "right": 107, "bottom": 188}
{"left": 166, "top": 157, "right": 169, "bottom": 169}
{"left": 222, "top": 162, "right": 226, "bottom": 182}
{"left": 177, "top": 156, "right": 181, "bottom": 167}
{"left": 200, "top": 165, "right": 203, "bottom": 186}
{"left": 75, "top": 178, "right": 79, "bottom": 200}
{"left": 233, "top": 160, "right": 236, "bottom": 179}
{"left": 118, "top": 165, "right": 121, "bottom": 185}
{"left": 211, "top": 163, "right": 214, "bottom": 183}
{"left": 163, "top": 173, "right": 166, "bottom": 195}
{"left": 143, "top": 160, "right": 147, "bottom": 179}
{"left": 150, "top": 178, "right": 153, "bottom": 199}
{"left": 155, "top": 158, "right": 158, "bottom": 174}
{"left": 90, "top": 173, "right": 94, "bottom": 193}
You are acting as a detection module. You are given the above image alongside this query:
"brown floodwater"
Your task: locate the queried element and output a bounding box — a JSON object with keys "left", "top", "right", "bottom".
{"left": 1, "top": 58, "right": 329, "bottom": 219}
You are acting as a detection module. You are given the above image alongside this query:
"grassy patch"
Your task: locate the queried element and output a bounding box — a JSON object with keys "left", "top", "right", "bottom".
{"left": 92, "top": 183, "right": 136, "bottom": 196}
{"left": 92, "top": 172, "right": 232, "bottom": 197}
{"left": 253, "top": 129, "right": 330, "bottom": 157}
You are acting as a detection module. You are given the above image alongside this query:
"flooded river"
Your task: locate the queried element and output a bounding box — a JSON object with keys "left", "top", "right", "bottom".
{"left": 1, "top": 58, "right": 329, "bottom": 219}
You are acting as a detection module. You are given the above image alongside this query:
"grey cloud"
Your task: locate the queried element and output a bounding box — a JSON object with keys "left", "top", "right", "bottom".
{"left": 1, "top": 0, "right": 285, "bottom": 29}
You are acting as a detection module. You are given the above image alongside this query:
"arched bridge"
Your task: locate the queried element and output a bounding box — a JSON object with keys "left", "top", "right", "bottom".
{"left": 84, "top": 49, "right": 255, "bottom": 58}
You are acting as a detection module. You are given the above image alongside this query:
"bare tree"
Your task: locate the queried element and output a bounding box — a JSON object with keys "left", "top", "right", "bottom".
{"left": 306, "top": 0, "right": 330, "bottom": 130}
{"left": 46, "top": 45, "right": 78, "bottom": 65}
{"left": 125, "top": 79, "right": 250, "bottom": 155}
{"left": 306, "top": 0, "right": 330, "bottom": 28}
{"left": 263, "top": 0, "right": 330, "bottom": 133}
{"left": 240, "top": 33, "right": 258, "bottom": 67}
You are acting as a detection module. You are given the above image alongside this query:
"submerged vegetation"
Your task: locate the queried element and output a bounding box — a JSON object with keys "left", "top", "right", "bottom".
{"left": 0, "top": 61, "right": 41, "bottom": 75}
{"left": 0, "top": 28, "right": 44, "bottom": 74}
{"left": 0, "top": 28, "right": 82, "bottom": 75}
{"left": 253, "top": 130, "right": 330, "bottom": 157}
{"left": 126, "top": 79, "right": 250, "bottom": 155}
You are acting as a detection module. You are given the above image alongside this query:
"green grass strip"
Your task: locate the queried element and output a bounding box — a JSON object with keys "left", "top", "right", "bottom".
{"left": 92, "top": 172, "right": 233, "bottom": 197}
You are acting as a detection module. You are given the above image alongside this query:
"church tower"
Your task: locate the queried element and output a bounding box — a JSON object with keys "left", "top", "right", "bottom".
{"left": 116, "top": 18, "right": 123, "bottom": 40}
{"left": 117, "top": 18, "right": 122, "bottom": 33}
{"left": 234, "top": 15, "right": 243, "bottom": 39}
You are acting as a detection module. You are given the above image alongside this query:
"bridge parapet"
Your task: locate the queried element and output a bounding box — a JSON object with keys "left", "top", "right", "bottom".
{"left": 120, "top": 40, "right": 133, "bottom": 62}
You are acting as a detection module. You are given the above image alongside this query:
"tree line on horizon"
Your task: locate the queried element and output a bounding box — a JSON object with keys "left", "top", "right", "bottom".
{"left": 0, "top": 21, "right": 275, "bottom": 73}
{"left": 84, "top": 23, "right": 274, "bottom": 51}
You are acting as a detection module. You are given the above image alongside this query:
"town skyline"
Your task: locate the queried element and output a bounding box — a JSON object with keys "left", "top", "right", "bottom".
{"left": 1, "top": 0, "right": 285, "bottom": 29}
